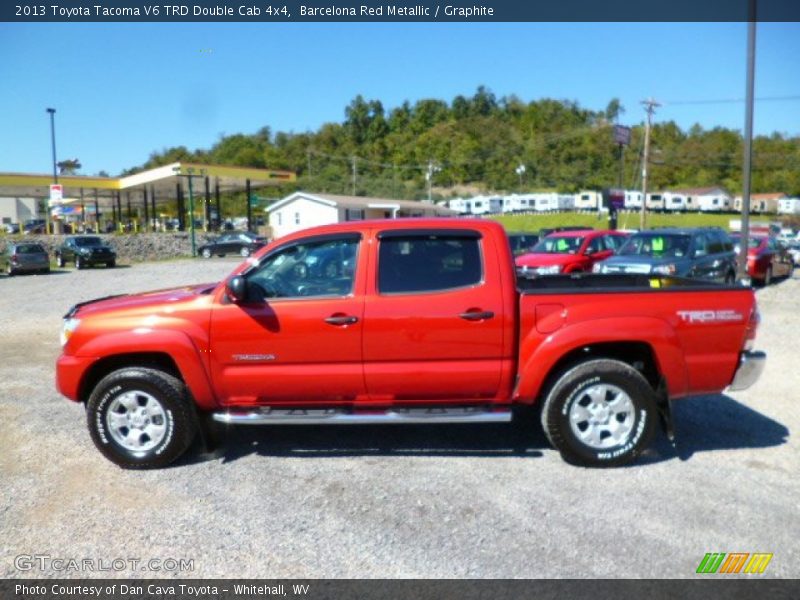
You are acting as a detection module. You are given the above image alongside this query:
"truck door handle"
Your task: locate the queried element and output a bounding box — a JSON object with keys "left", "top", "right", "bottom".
{"left": 325, "top": 315, "right": 359, "bottom": 326}
{"left": 459, "top": 310, "right": 495, "bottom": 321}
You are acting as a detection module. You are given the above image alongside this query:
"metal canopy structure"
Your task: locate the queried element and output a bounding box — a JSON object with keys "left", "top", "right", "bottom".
{"left": 0, "top": 162, "right": 295, "bottom": 232}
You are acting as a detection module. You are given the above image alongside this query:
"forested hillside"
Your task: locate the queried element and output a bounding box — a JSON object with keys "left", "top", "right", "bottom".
{"left": 124, "top": 87, "right": 800, "bottom": 200}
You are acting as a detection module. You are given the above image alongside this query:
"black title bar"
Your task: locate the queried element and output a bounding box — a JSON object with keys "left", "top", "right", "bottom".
{"left": 3, "top": 579, "right": 800, "bottom": 600}
{"left": 4, "top": 0, "right": 800, "bottom": 22}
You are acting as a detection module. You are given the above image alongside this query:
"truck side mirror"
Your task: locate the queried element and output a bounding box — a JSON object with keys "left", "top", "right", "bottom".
{"left": 226, "top": 276, "right": 247, "bottom": 303}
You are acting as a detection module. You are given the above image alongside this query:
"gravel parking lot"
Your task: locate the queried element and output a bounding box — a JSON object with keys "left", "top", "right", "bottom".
{"left": 0, "top": 259, "right": 797, "bottom": 579}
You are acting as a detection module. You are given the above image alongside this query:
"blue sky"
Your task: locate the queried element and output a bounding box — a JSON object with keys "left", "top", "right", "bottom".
{"left": 0, "top": 22, "right": 798, "bottom": 176}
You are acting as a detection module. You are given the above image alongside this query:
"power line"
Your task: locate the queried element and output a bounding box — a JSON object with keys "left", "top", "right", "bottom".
{"left": 665, "top": 95, "right": 800, "bottom": 106}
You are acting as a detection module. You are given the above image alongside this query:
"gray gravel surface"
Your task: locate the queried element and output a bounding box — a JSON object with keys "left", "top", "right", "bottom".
{"left": 0, "top": 260, "right": 797, "bottom": 579}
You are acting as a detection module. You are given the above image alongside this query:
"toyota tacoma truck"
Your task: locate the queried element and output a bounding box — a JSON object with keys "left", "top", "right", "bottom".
{"left": 56, "top": 219, "right": 765, "bottom": 469}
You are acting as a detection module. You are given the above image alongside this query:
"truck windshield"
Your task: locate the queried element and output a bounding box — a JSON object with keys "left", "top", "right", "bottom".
{"left": 618, "top": 234, "right": 690, "bottom": 257}
{"left": 530, "top": 236, "right": 584, "bottom": 254}
{"left": 75, "top": 237, "right": 103, "bottom": 247}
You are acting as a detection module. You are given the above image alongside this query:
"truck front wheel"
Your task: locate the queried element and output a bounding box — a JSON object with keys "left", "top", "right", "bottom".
{"left": 86, "top": 367, "right": 197, "bottom": 469}
{"left": 540, "top": 359, "right": 657, "bottom": 467}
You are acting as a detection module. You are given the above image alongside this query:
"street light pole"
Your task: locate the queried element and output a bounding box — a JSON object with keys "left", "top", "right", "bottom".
{"left": 515, "top": 164, "right": 526, "bottom": 190}
{"left": 46, "top": 108, "right": 58, "bottom": 183}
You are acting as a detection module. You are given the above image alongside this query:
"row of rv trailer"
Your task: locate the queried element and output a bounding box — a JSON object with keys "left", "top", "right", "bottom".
{"left": 442, "top": 189, "right": 800, "bottom": 215}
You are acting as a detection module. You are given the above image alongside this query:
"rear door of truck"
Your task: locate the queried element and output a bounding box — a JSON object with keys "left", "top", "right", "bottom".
{"left": 361, "top": 225, "right": 511, "bottom": 403}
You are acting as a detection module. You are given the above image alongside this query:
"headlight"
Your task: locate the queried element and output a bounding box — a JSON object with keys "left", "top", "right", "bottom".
{"left": 60, "top": 318, "right": 80, "bottom": 347}
{"left": 652, "top": 264, "right": 677, "bottom": 275}
{"left": 536, "top": 265, "right": 561, "bottom": 275}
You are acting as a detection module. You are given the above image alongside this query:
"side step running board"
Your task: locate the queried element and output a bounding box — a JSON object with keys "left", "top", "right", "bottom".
{"left": 212, "top": 407, "right": 512, "bottom": 425}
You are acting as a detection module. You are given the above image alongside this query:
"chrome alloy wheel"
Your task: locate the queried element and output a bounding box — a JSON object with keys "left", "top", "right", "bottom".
{"left": 568, "top": 383, "right": 635, "bottom": 449}
{"left": 106, "top": 390, "right": 168, "bottom": 452}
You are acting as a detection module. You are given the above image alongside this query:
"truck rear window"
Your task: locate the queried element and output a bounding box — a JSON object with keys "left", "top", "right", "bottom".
{"left": 378, "top": 235, "right": 482, "bottom": 294}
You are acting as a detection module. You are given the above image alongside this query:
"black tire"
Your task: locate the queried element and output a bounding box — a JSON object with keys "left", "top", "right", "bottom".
{"left": 106, "top": 260, "right": 116, "bottom": 268}
{"left": 75, "top": 256, "right": 85, "bottom": 270}
{"left": 86, "top": 367, "right": 197, "bottom": 469}
{"left": 201, "top": 248, "right": 212, "bottom": 259}
{"left": 56, "top": 254, "right": 65, "bottom": 268}
{"left": 540, "top": 359, "right": 657, "bottom": 467}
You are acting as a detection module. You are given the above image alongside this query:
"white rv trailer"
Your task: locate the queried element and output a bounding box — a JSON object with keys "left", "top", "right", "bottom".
{"left": 697, "top": 193, "right": 732, "bottom": 212}
{"left": 778, "top": 198, "right": 800, "bottom": 215}
{"left": 624, "top": 191, "right": 643, "bottom": 209}
{"left": 574, "top": 190, "right": 601, "bottom": 210}
{"left": 646, "top": 193, "right": 665, "bottom": 211}
{"left": 662, "top": 192, "right": 687, "bottom": 212}
{"left": 557, "top": 194, "right": 575, "bottom": 210}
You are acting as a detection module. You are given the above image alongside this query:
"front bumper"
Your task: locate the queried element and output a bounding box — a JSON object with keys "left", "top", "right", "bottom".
{"left": 727, "top": 350, "right": 766, "bottom": 392}
{"left": 56, "top": 354, "right": 99, "bottom": 402}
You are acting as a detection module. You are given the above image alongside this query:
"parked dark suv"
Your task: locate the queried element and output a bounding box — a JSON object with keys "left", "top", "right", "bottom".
{"left": 55, "top": 236, "right": 116, "bottom": 269}
{"left": 594, "top": 227, "right": 737, "bottom": 284}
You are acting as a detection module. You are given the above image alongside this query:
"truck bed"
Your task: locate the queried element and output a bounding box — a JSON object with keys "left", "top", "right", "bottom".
{"left": 515, "top": 273, "right": 756, "bottom": 401}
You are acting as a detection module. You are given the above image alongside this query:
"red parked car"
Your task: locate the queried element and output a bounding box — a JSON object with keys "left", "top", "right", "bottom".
{"left": 731, "top": 234, "right": 794, "bottom": 285}
{"left": 515, "top": 229, "right": 628, "bottom": 276}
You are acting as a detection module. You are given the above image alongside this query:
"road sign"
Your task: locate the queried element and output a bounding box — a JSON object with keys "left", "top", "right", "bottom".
{"left": 613, "top": 125, "right": 632, "bottom": 146}
{"left": 49, "top": 184, "right": 63, "bottom": 204}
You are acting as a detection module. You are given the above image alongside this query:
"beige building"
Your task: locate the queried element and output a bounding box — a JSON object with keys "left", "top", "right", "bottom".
{"left": 733, "top": 193, "right": 786, "bottom": 214}
{"left": 267, "top": 192, "right": 458, "bottom": 238}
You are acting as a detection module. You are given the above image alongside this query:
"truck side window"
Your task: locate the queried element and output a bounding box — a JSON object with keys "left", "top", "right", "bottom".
{"left": 247, "top": 237, "right": 359, "bottom": 299}
{"left": 378, "top": 234, "right": 482, "bottom": 294}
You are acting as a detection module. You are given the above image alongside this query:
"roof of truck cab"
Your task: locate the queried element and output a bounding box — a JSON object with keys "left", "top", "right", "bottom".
{"left": 278, "top": 218, "right": 500, "bottom": 239}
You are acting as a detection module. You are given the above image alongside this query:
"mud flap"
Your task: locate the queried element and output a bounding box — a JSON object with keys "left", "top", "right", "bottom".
{"left": 655, "top": 379, "right": 676, "bottom": 443}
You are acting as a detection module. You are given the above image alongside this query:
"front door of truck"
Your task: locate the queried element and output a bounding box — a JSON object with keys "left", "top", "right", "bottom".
{"left": 362, "top": 229, "right": 506, "bottom": 402}
{"left": 209, "top": 234, "right": 366, "bottom": 406}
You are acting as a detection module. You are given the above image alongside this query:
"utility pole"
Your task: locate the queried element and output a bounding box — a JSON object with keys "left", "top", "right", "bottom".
{"left": 426, "top": 160, "right": 440, "bottom": 203}
{"left": 640, "top": 98, "right": 660, "bottom": 230}
{"left": 738, "top": 2, "right": 757, "bottom": 283}
{"left": 351, "top": 156, "right": 357, "bottom": 195}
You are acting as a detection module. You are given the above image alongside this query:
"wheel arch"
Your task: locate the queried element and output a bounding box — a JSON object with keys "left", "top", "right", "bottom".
{"left": 78, "top": 352, "right": 183, "bottom": 404}
{"left": 544, "top": 341, "right": 660, "bottom": 392}
{"left": 514, "top": 318, "right": 688, "bottom": 404}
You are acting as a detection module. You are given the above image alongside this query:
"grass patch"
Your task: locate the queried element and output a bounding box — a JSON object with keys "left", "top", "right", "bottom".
{"left": 492, "top": 211, "right": 739, "bottom": 233}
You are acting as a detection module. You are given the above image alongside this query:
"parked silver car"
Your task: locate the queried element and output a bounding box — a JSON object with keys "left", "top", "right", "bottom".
{"left": 2, "top": 242, "right": 50, "bottom": 275}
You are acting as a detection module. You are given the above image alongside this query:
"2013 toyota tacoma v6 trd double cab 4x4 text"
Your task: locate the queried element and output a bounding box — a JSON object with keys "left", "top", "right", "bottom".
{"left": 56, "top": 219, "right": 765, "bottom": 468}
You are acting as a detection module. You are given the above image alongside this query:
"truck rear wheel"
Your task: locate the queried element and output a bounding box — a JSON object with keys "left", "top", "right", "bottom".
{"left": 86, "top": 367, "right": 197, "bottom": 469}
{"left": 540, "top": 359, "right": 657, "bottom": 467}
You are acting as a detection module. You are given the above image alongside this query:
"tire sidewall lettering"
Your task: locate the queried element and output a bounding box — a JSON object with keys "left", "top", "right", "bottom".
{"left": 596, "top": 409, "right": 647, "bottom": 461}
{"left": 92, "top": 382, "right": 173, "bottom": 459}
{"left": 560, "top": 372, "right": 647, "bottom": 462}
{"left": 561, "top": 375, "right": 601, "bottom": 417}
{"left": 93, "top": 384, "right": 122, "bottom": 446}
{"left": 154, "top": 409, "right": 175, "bottom": 456}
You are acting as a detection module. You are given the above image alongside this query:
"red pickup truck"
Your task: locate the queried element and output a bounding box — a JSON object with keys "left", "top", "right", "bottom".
{"left": 56, "top": 219, "right": 765, "bottom": 469}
